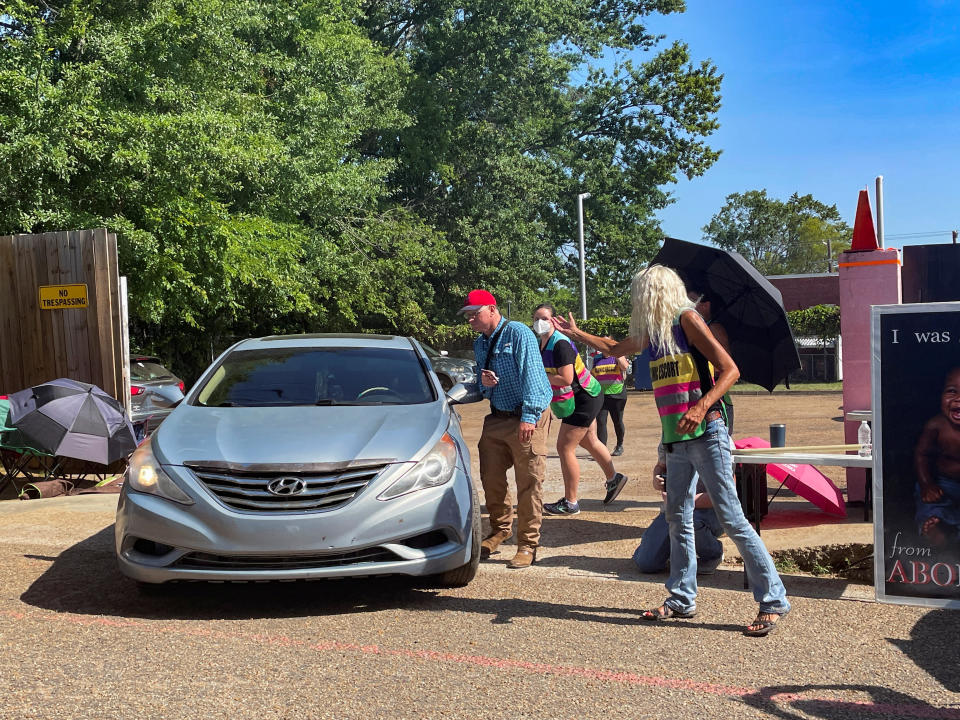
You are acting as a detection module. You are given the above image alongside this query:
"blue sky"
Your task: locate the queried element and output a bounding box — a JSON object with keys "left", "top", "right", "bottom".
{"left": 642, "top": 1, "right": 960, "bottom": 249}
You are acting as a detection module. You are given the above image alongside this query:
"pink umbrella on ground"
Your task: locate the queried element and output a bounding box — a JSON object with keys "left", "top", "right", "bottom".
{"left": 735, "top": 437, "right": 847, "bottom": 517}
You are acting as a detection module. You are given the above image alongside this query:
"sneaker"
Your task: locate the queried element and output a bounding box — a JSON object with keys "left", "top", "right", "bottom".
{"left": 602, "top": 472, "right": 629, "bottom": 505}
{"left": 543, "top": 497, "right": 580, "bottom": 515}
{"left": 697, "top": 553, "right": 724, "bottom": 576}
{"left": 611, "top": 444, "right": 624, "bottom": 457}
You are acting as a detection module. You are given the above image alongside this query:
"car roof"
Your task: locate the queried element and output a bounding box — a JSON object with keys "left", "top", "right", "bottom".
{"left": 233, "top": 333, "right": 416, "bottom": 351}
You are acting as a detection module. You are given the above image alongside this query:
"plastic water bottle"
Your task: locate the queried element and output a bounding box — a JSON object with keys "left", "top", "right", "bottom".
{"left": 858, "top": 420, "right": 872, "bottom": 457}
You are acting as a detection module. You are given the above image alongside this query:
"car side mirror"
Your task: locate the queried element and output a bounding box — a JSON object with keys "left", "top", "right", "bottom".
{"left": 446, "top": 382, "right": 483, "bottom": 405}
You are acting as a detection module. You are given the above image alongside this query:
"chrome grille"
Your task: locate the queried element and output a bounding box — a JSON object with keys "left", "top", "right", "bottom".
{"left": 174, "top": 547, "right": 399, "bottom": 570}
{"left": 187, "top": 464, "right": 386, "bottom": 512}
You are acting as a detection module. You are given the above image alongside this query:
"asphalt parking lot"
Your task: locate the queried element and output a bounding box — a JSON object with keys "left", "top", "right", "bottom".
{"left": 1, "top": 393, "right": 958, "bottom": 718}
{"left": 2, "top": 503, "right": 958, "bottom": 717}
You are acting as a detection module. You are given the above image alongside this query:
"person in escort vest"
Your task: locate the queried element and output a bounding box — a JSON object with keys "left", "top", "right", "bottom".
{"left": 549, "top": 265, "right": 790, "bottom": 637}
{"left": 531, "top": 304, "right": 629, "bottom": 514}
{"left": 588, "top": 337, "right": 631, "bottom": 456}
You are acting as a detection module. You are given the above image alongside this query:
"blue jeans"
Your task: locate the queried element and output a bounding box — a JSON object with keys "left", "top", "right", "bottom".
{"left": 632, "top": 508, "right": 723, "bottom": 573}
{"left": 663, "top": 419, "right": 790, "bottom": 615}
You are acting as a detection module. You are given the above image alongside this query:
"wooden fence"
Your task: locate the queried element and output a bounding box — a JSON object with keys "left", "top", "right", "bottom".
{"left": 0, "top": 228, "right": 127, "bottom": 405}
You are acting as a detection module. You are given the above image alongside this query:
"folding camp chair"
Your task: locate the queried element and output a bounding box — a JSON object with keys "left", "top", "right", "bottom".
{"left": 0, "top": 397, "right": 64, "bottom": 497}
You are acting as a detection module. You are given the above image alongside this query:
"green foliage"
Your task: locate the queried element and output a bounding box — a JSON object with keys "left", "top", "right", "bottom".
{"left": 361, "top": 0, "right": 722, "bottom": 320}
{"left": 2, "top": 1, "right": 723, "bottom": 380}
{"left": 787, "top": 304, "right": 840, "bottom": 344}
{"left": 702, "top": 190, "right": 852, "bottom": 275}
{"left": 578, "top": 316, "right": 631, "bottom": 340}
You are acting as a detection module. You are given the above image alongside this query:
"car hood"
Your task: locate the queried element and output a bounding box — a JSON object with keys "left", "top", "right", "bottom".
{"left": 153, "top": 402, "right": 450, "bottom": 467}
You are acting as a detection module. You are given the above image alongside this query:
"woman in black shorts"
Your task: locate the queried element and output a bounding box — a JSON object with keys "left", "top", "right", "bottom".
{"left": 532, "top": 304, "right": 628, "bottom": 515}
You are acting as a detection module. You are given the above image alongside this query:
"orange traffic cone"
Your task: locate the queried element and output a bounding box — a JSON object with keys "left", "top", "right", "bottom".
{"left": 850, "top": 189, "right": 879, "bottom": 251}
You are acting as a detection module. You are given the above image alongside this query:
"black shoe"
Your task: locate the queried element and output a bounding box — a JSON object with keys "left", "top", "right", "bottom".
{"left": 611, "top": 444, "right": 624, "bottom": 456}
{"left": 543, "top": 497, "right": 580, "bottom": 515}
{"left": 602, "top": 473, "right": 629, "bottom": 505}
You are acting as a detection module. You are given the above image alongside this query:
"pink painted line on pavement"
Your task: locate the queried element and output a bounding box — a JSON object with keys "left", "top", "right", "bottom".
{"left": 2, "top": 608, "right": 956, "bottom": 718}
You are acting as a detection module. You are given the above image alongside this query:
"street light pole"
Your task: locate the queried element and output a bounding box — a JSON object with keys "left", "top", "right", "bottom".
{"left": 577, "top": 191, "right": 591, "bottom": 320}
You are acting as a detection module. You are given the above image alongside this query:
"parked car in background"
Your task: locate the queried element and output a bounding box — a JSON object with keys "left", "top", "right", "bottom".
{"left": 420, "top": 343, "right": 476, "bottom": 391}
{"left": 129, "top": 355, "right": 185, "bottom": 433}
{"left": 116, "top": 334, "right": 483, "bottom": 588}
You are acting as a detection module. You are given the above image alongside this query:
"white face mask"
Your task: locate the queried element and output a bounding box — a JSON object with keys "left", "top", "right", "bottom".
{"left": 532, "top": 318, "right": 552, "bottom": 336}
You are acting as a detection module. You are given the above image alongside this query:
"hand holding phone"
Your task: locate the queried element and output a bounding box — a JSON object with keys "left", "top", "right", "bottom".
{"left": 481, "top": 369, "right": 499, "bottom": 387}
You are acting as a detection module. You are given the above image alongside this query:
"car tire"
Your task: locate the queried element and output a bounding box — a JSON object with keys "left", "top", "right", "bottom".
{"left": 436, "top": 483, "right": 480, "bottom": 587}
{"left": 438, "top": 375, "right": 454, "bottom": 392}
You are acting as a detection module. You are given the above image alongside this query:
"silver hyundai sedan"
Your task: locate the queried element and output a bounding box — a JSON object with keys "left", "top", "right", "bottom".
{"left": 115, "top": 334, "right": 483, "bottom": 588}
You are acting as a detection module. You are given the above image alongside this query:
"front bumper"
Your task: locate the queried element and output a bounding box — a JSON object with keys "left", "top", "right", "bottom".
{"left": 115, "top": 466, "right": 474, "bottom": 584}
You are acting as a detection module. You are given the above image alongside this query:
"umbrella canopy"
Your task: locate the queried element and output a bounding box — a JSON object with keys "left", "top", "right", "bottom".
{"left": 735, "top": 437, "right": 847, "bottom": 517}
{"left": 7, "top": 378, "right": 137, "bottom": 465}
{"left": 651, "top": 237, "right": 801, "bottom": 392}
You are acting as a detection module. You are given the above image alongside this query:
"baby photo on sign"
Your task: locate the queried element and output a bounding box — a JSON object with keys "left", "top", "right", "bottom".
{"left": 878, "top": 306, "right": 960, "bottom": 605}
{"left": 913, "top": 366, "right": 960, "bottom": 548}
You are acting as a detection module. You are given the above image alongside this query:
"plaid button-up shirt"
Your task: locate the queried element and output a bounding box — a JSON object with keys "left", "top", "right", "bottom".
{"left": 473, "top": 318, "right": 552, "bottom": 424}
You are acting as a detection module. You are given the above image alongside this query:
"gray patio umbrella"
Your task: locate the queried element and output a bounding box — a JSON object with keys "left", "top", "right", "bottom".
{"left": 7, "top": 378, "right": 137, "bottom": 465}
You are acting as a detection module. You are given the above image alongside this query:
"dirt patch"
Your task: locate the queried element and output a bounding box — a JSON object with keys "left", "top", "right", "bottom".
{"left": 456, "top": 389, "right": 852, "bottom": 495}
{"left": 769, "top": 543, "right": 875, "bottom": 583}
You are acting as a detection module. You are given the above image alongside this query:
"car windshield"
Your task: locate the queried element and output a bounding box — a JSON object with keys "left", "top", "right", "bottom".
{"left": 131, "top": 360, "right": 175, "bottom": 381}
{"left": 193, "top": 346, "right": 435, "bottom": 407}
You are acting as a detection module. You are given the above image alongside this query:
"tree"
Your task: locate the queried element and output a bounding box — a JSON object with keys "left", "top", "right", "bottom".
{"left": 702, "top": 190, "right": 851, "bottom": 275}
{"left": 2, "top": 0, "right": 724, "bottom": 378}
{"left": 361, "top": 0, "right": 723, "bottom": 319}
{"left": 1, "top": 0, "right": 445, "bottom": 378}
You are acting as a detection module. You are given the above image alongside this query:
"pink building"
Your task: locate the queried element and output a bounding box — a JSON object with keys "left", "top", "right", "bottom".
{"left": 766, "top": 273, "right": 839, "bottom": 311}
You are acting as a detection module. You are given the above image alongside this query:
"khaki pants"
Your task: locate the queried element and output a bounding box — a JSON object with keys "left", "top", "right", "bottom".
{"left": 478, "top": 410, "right": 550, "bottom": 548}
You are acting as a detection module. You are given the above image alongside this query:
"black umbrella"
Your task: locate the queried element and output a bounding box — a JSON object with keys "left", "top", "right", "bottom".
{"left": 651, "top": 237, "right": 801, "bottom": 392}
{"left": 7, "top": 378, "right": 137, "bottom": 465}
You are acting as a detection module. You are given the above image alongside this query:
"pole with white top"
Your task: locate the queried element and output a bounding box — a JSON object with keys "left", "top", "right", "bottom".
{"left": 875, "top": 175, "right": 884, "bottom": 249}
{"left": 577, "top": 191, "right": 590, "bottom": 320}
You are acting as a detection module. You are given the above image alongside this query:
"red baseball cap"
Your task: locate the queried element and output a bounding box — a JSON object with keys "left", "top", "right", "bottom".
{"left": 457, "top": 289, "right": 498, "bottom": 315}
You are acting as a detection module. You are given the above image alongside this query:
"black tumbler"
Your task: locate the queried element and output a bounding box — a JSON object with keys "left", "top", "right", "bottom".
{"left": 769, "top": 423, "right": 786, "bottom": 448}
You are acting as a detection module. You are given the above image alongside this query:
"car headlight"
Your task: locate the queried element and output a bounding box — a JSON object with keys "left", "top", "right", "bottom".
{"left": 126, "top": 441, "right": 194, "bottom": 505}
{"left": 379, "top": 433, "right": 458, "bottom": 500}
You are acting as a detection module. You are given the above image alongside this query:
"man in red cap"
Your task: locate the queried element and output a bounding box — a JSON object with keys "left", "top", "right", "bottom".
{"left": 459, "top": 289, "right": 553, "bottom": 568}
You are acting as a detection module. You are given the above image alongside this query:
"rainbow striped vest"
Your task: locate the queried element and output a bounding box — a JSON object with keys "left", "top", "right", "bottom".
{"left": 541, "top": 331, "right": 601, "bottom": 418}
{"left": 649, "top": 310, "right": 716, "bottom": 443}
{"left": 590, "top": 353, "right": 625, "bottom": 395}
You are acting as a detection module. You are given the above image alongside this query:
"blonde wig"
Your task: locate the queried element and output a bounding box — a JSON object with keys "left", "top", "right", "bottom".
{"left": 628, "top": 264, "right": 695, "bottom": 357}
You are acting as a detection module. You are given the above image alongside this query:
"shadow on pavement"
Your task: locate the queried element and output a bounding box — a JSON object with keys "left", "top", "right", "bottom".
{"left": 20, "top": 526, "right": 742, "bottom": 631}
{"left": 889, "top": 609, "right": 960, "bottom": 693}
{"left": 19, "top": 526, "right": 443, "bottom": 621}
{"left": 536, "top": 515, "right": 647, "bottom": 546}
{"left": 531, "top": 553, "right": 872, "bottom": 602}
{"left": 754, "top": 507, "right": 859, "bottom": 531}
{"left": 740, "top": 683, "right": 958, "bottom": 719}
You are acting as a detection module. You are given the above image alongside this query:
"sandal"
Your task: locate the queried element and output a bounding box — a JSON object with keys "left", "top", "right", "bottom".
{"left": 744, "top": 611, "right": 786, "bottom": 637}
{"left": 642, "top": 604, "right": 696, "bottom": 621}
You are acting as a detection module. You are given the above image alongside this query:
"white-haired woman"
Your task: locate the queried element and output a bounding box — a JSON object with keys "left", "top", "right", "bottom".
{"left": 551, "top": 264, "right": 790, "bottom": 637}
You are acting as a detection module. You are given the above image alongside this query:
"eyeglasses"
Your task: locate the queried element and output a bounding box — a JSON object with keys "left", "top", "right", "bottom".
{"left": 464, "top": 307, "right": 488, "bottom": 321}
